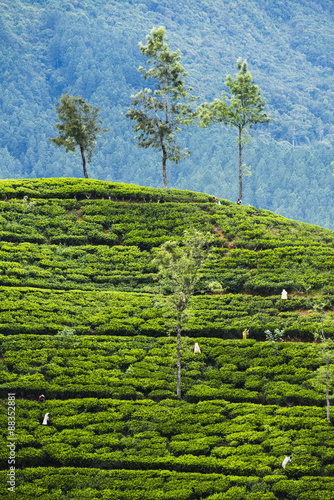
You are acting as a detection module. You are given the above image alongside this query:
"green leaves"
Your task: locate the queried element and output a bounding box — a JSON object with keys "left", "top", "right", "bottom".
{"left": 153, "top": 229, "right": 213, "bottom": 300}
{"left": 197, "top": 59, "right": 271, "bottom": 200}
{"left": 225, "top": 59, "right": 270, "bottom": 129}
{"left": 198, "top": 59, "right": 270, "bottom": 130}
{"left": 49, "top": 94, "right": 107, "bottom": 178}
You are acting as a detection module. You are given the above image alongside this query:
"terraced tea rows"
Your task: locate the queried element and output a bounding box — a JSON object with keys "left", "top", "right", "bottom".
{"left": 0, "top": 178, "right": 334, "bottom": 499}
{"left": 1, "top": 336, "right": 334, "bottom": 499}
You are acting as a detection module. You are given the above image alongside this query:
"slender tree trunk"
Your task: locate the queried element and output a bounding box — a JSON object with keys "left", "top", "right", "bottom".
{"left": 161, "top": 138, "right": 168, "bottom": 189}
{"left": 176, "top": 320, "right": 182, "bottom": 399}
{"left": 80, "top": 146, "right": 89, "bottom": 179}
{"left": 238, "top": 127, "right": 243, "bottom": 200}
{"left": 325, "top": 358, "right": 331, "bottom": 422}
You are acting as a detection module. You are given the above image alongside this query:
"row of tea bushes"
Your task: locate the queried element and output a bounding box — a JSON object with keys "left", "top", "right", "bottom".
{"left": 1, "top": 239, "right": 334, "bottom": 297}
{"left": 1, "top": 237, "right": 334, "bottom": 296}
{"left": 0, "top": 287, "right": 333, "bottom": 339}
{"left": 0, "top": 398, "right": 333, "bottom": 476}
{"left": 1, "top": 193, "right": 333, "bottom": 256}
{"left": 0, "top": 199, "right": 213, "bottom": 249}
{"left": 212, "top": 206, "right": 334, "bottom": 249}
{"left": 2, "top": 177, "right": 334, "bottom": 247}
{"left": 0, "top": 287, "right": 161, "bottom": 336}
{"left": 0, "top": 242, "right": 154, "bottom": 291}
{"left": 1, "top": 181, "right": 334, "bottom": 297}
{"left": 0, "top": 336, "right": 327, "bottom": 405}
{"left": 203, "top": 246, "right": 334, "bottom": 294}
{"left": 2, "top": 467, "right": 334, "bottom": 499}
{"left": 187, "top": 294, "right": 334, "bottom": 340}
{"left": 0, "top": 178, "right": 213, "bottom": 203}
{"left": 0, "top": 202, "right": 119, "bottom": 247}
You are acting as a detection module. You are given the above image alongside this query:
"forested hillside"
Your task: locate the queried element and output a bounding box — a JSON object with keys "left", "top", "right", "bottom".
{"left": 0, "top": 178, "right": 334, "bottom": 498}
{"left": 0, "top": 0, "right": 333, "bottom": 228}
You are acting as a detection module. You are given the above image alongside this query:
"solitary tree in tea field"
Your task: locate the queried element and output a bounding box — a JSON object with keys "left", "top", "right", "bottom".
{"left": 126, "top": 27, "right": 195, "bottom": 188}
{"left": 153, "top": 230, "right": 213, "bottom": 398}
{"left": 312, "top": 307, "right": 334, "bottom": 423}
{"left": 49, "top": 94, "right": 107, "bottom": 179}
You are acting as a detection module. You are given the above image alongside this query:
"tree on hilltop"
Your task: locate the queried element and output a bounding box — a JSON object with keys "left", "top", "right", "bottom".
{"left": 153, "top": 230, "right": 213, "bottom": 399}
{"left": 126, "top": 26, "right": 196, "bottom": 188}
{"left": 198, "top": 59, "right": 271, "bottom": 202}
{"left": 49, "top": 94, "right": 107, "bottom": 179}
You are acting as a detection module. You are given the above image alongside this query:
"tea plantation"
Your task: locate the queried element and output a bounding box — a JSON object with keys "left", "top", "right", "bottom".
{"left": 0, "top": 178, "right": 334, "bottom": 499}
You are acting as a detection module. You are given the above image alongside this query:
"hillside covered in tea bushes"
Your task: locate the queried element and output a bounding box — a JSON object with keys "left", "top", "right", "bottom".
{"left": 0, "top": 178, "right": 334, "bottom": 499}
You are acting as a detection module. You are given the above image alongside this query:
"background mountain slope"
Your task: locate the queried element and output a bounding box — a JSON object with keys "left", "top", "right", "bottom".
{"left": 0, "top": 0, "right": 333, "bottom": 228}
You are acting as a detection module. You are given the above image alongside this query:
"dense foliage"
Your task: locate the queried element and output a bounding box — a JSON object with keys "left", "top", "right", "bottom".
{"left": 0, "top": 178, "right": 334, "bottom": 498}
{"left": 0, "top": 178, "right": 333, "bottom": 338}
{"left": 0, "top": 0, "right": 333, "bottom": 227}
{"left": 49, "top": 94, "right": 107, "bottom": 178}
{"left": 1, "top": 337, "right": 334, "bottom": 498}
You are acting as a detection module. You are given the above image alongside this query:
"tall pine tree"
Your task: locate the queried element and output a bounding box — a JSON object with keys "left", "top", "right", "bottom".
{"left": 126, "top": 27, "right": 195, "bottom": 188}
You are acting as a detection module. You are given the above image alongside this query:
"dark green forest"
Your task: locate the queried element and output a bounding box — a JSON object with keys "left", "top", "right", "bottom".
{"left": 0, "top": 0, "right": 333, "bottom": 227}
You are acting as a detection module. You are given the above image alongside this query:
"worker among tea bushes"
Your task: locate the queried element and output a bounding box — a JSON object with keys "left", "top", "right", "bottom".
{"left": 42, "top": 413, "right": 50, "bottom": 425}
{"left": 193, "top": 342, "right": 201, "bottom": 353}
{"left": 242, "top": 329, "right": 249, "bottom": 340}
{"left": 282, "top": 455, "right": 292, "bottom": 468}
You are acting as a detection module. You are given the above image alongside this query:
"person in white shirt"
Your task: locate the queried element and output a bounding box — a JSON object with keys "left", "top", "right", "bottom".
{"left": 42, "top": 413, "right": 50, "bottom": 425}
{"left": 282, "top": 455, "right": 292, "bottom": 469}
